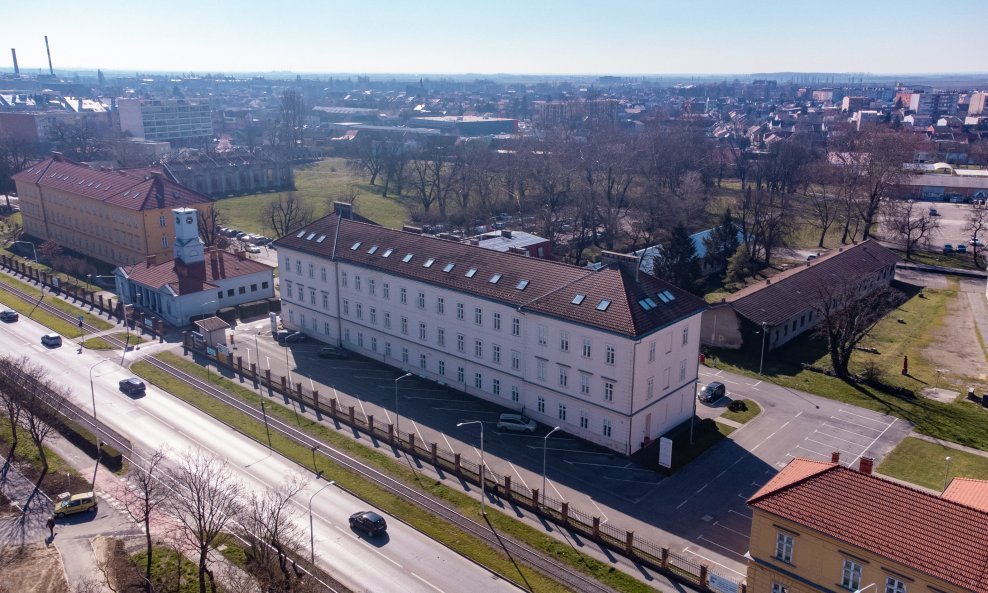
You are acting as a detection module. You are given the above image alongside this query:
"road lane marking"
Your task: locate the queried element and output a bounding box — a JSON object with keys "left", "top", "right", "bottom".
{"left": 849, "top": 418, "right": 898, "bottom": 467}
{"left": 696, "top": 535, "right": 749, "bottom": 560}
{"left": 411, "top": 572, "right": 447, "bottom": 593}
{"left": 333, "top": 525, "right": 402, "bottom": 567}
{"left": 714, "top": 520, "right": 749, "bottom": 538}
{"left": 508, "top": 462, "right": 530, "bottom": 490}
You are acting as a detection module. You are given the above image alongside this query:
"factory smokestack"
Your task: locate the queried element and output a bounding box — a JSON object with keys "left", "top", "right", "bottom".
{"left": 10, "top": 49, "right": 18, "bottom": 75}
{"left": 44, "top": 35, "right": 53, "bottom": 76}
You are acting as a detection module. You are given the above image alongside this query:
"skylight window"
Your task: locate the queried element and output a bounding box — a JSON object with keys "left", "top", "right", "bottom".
{"left": 442, "top": 262, "right": 455, "bottom": 273}
{"left": 465, "top": 268, "right": 477, "bottom": 278}
{"left": 639, "top": 297, "right": 658, "bottom": 310}
{"left": 657, "top": 292, "right": 670, "bottom": 303}
{"left": 316, "top": 235, "right": 326, "bottom": 243}
{"left": 367, "top": 245, "right": 378, "bottom": 254}
{"left": 596, "top": 299, "right": 611, "bottom": 311}
{"left": 402, "top": 253, "right": 413, "bottom": 263}
{"left": 489, "top": 273, "right": 502, "bottom": 284}
{"left": 572, "top": 294, "right": 586, "bottom": 305}
{"left": 306, "top": 233, "right": 316, "bottom": 240}
{"left": 351, "top": 241, "right": 362, "bottom": 250}
{"left": 661, "top": 290, "right": 676, "bottom": 302}
{"left": 423, "top": 258, "right": 435, "bottom": 268}
{"left": 296, "top": 230, "right": 307, "bottom": 238}
{"left": 382, "top": 248, "right": 393, "bottom": 258}
{"left": 516, "top": 280, "right": 529, "bottom": 290}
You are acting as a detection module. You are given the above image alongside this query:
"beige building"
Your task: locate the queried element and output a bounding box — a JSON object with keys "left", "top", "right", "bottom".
{"left": 13, "top": 153, "right": 211, "bottom": 267}
{"left": 747, "top": 456, "right": 988, "bottom": 593}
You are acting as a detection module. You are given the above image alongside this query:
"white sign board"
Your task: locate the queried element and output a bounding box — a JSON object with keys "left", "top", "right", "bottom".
{"left": 708, "top": 573, "right": 738, "bottom": 593}
{"left": 658, "top": 437, "right": 673, "bottom": 469}
{"left": 269, "top": 312, "right": 279, "bottom": 335}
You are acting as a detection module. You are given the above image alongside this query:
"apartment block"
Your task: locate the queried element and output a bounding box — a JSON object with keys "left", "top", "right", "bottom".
{"left": 117, "top": 97, "right": 213, "bottom": 146}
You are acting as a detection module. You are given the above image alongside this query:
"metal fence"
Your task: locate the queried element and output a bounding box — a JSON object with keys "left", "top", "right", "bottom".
{"left": 186, "top": 335, "right": 745, "bottom": 592}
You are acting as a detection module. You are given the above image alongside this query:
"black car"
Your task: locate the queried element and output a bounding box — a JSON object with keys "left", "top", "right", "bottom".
{"left": 349, "top": 511, "right": 387, "bottom": 536}
{"left": 698, "top": 381, "right": 726, "bottom": 404}
{"left": 0, "top": 309, "right": 18, "bottom": 322}
{"left": 318, "top": 346, "right": 349, "bottom": 359}
{"left": 282, "top": 331, "right": 307, "bottom": 344}
{"left": 119, "top": 378, "right": 146, "bottom": 396}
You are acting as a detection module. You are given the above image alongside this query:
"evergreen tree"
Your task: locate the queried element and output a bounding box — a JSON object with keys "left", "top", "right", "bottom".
{"left": 703, "top": 208, "right": 740, "bottom": 274}
{"left": 655, "top": 224, "right": 702, "bottom": 294}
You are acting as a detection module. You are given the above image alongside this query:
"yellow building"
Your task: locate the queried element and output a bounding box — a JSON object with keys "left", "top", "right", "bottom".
{"left": 747, "top": 455, "right": 988, "bottom": 593}
{"left": 13, "top": 153, "right": 211, "bottom": 267}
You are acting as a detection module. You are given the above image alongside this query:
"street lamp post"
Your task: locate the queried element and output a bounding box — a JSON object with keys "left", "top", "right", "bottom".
{"left": 394, "top": 372, "right": 413, "bottom": 438}
{"left": 758, "top": 322, "right": 768, "bottom": 375}
{"left": 10, "top": 240, "right": 38, "bottom": 263}
{"left": 308, "top": 479, "right": 335, "bottom": 565}
{"left": 89, "top": 359, "right": 109, "bottom": 489}
{"left": 943, "top": 456, "right": 953, "bottom": 492}
{"left": 542, "top": 426, "right": 561, "bottom": 505}
{"left": 253, "top": 329, "right": 272, "bottom": 448}
{"left": 456, "top": 420, "right": 485, "bottom": 516}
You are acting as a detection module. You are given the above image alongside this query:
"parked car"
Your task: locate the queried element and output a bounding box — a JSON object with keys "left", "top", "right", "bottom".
{"left": 54, "top": 492, "right": 97, "bottom": 518}
{"left": 41, "top": 333, "right": 62, "bottom": 347}
{"left": 929, "top": 207, "right": 940, "bottom": 216}
{"left": 318, "top": 346, "right": 349, "bottom": 359}
{"left": 496, "top": 413, "right": 537, "bottom": 433}
{"left": 275, "top": 329, "right": 291, "bottom": 343}
{"left": 349, "top": 511, "right": 387, "bottom": 536}
{"left": 970, "top": 237, "right": 983, "bottom": 246}
{"left": 118, "top": 378, "right": 146, "bottom": 396}
{"left": 698, "top": 381, "right": 727, "bottom": 404}
{"left": 957, "top": 244, "right": 967, "bottom": 253}
{"left": 280, "top": 331, "right": 307, "bottom": 344}
{"left": 943, "top": 244, "right": 955, "bottom": 254}
{"left": 0, "top": 309, "right": 18, "bottom": 322}
{"left": 245, "top": 245, "right": 262, "bottom": 254}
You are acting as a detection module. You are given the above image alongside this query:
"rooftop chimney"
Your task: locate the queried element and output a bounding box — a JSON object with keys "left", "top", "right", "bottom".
{"left": 44, "top": 35, "right": 53, "bottom": 76}
{"left": 145, "top": 255, "right": 156, "bottom": 267}
{"left": 10, "top": 48, "right": 18, "bottom": 75}
{"left": 858, "top": 457, "right": 874, "bottom": 475}
{"left": 831, "top": 452, "right": 840, "bottom": 464}
{"left": 501, "top": 230, "right": 513, "bottom": 239}
{"left": 599, "top": 250, "right": 641, "bottom": 282}
{"left": 333, "top": 201, "right": 353, "bottom": 220}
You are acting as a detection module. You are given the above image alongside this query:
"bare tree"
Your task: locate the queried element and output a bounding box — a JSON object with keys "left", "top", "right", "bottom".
{"left": 883, "top": 199, "right": 940, "bottom": 260}
{"left": 5, "top": 357, "right": 66, "bottom": 483}
{"left": 236, "top": 474, "right": 306, "bottom": 591}
{"left": 855, "top": 131, "right": 916, "bottom": 240}
{"left": 197, "top": 205, "right": 225, "bottom": 248}
{"left": 348, "top": 136, "right": 385, "bottom": 186}
{"left": 122, "top": 448, "right": 167, "bottom": 593}
{"left": 275, "top": 90, "right": 306, "bottom": 160}
{"left": 263, "top": 194, "right": 314, "bottom": 239}
{"left": 964, "top": 205, "right": 988, "bottom": 270}
{"left": 167, "top": 450, "right": 241, "bottom": 593}
{"left": 0, "top": 356, "right": 25, "bottom": 465}
{"left": 813, "top": 283, "right": 897, "bottom": 380}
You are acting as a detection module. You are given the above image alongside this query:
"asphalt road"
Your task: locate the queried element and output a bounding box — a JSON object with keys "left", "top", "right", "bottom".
{"left": 0, "top": 311, "right": 522, "bottom": 593}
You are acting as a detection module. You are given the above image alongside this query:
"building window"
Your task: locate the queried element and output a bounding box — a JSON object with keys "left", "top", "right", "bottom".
{"left": 418, "top": 292, "right": 425, "bottom": 309}
{"left": 474, "top": 307, "right": 482, "bottom": 325}
{"left": 663, "top": 368, "right": 670, "bottom": 388}
{"left": 679, "top": 360, "right": 687, "bottom": 382}
{"left": 297, "top": 285, "right": 304, "bottom": 301}
{"left": 262, "top": 281, "right": 269, "bottom": 289}
{"left": 537, "top": 396, "right": 545, "bottom": 413}
{"left": 370, "top": 336, "right": 377, "bottom": 351}
{"left": 604, "top": 381, "right": 614, "bottom": 402}
{"left": 383, "top": 283, "right": 390, "bottom": 299}
{"left": 368, "top": 279, "right": 375, "bottom": 295}
{"left": 437, "top": 328, "right": 445, "bottom": 347}
{"left": 493, "top": 312, "right": 501, "bottom": 330}
{"left": 341, "top": 271, "right": 347, "bottom": 287}
{"left": 324, "top": 321, "right": 330, "bottom": 335}
{"left": 370, "top": 307, "right": 377, "bottom": 324}
{"left": 511, "top": 386, "right": 520, "bottom": 402}
{"left": 159, "top": 215, "right": 166, "bottom": 227}
{"left": 419, "top": 322, "right": 427, "bottom": 340}
{"left": 436, "top": 297, "right": 444, "bottom": 315}
{"left": 357, "top": 332, "right": 364, "bottom": 347}
{"left": 321, "top": 267, "right": 327, "bottom": 282}
{"left": 401, "top": 317, "right": 408, "bottom": 335}
{"left": 400, "top": 288, "right": 407, "bottom": 304}
{"left": 560, "top": 332, "right": 569, "bottom": 352}
{"left": 309, "top": 288, "right": 316, "bottom": 305}
{"left": 161, "top": 236, "right": 168, "bottom": 248}
{"left": 771, "top": 584, "right": 788, "bottom": 593}
{"left": 559, "top": 367, "right": 568, "bottom": 387}
{"left": 420, "top": 354, "right": 427, "bottom": 369}
{"left": 511, "top": 350, "right": 521, "bottom": 370}
{"left": 457, "top": 303, "right": 464, "bottom": 320}
{"left": 457, "top": 366, "right": 465, "bottom": 383}
{"left": 492, "top": 378, "right": 501, "bottom": 396}
{"left": 286, "top": 282, "right": 293, "bottom": 298}
{"left": 322, "top": 293, "right": 329, "bottom": 309}
{"left": 343, "top": 327, "right": 350, "bottom": 342}
{"left": 605, "top": 345, "right": 615, "bottom": 365}
{"left": 841, "top": 560, "right": 862, "bottom": 591}
{"left": 558, "top": 403, "right": 567, "bottom": 421}
{"left": 474, "top": 339, "right": 483, "bottom": 358}
{"left": 355, "top": 303, "right": 363, "bottom": 320}
{"left": 385, "top": 342, "right": 392, "bottom": 357}
{"left": 384, "top": 312, "right": 391, "bottom": 329}
{"left": 512, "top": 317, "right": 520, "bottom": 336}
{"left": 647, "top": 377, "right": 655, "bottom": 399}
{"left": 342, "top": 299, "right": 349, "bottom": 315}
{"left": 309, "top": 263, "right": 315, "bottom": 279}
{"left": 492, "top": 344, "right": 501, "bottom": 364}
{"left": 683, "top": 326, "right": 689, "bottom": 346}
{"left": 537, "top": 360, "right": 546, "bottom": 381}
{"left": 775, "top": 533, "right": 793, "bottom": 563}
{"left": 438, "top": 360, "right": 445, "bottom": 376}
{"left": 582, "top": 339, "right": 592, "bottom": 358}
{"left": 885, "top": 578, "right": 906, "bottom": 593}
{"left": 580, "top": 373, "right": 590, "bottom": 395}
{"left": 538, "top": 325, "right": 547, "bottom": 346}
{"left": 296, "top": 261, "right": 302, "bottom": 275}
{"left": 457, "top": 334, "right": 465, "bottom": 352}
{"left": 354, "top": 275, "right": 361, "bottom": 290}
{"left": 474, "top": 373, "right": 483, "bottom": 389}
{"left": 602, "top": 419, "right": 611, "bottom": 437}
{"left": 649, "top": 341, "right": 656, "bottom": 363}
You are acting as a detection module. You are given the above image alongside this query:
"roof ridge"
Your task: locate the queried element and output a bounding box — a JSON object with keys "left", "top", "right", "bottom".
{"left": 747, "top": 459, "right": 839, "bottom": 504}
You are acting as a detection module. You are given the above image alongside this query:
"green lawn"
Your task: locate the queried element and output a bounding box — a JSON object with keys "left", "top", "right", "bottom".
{"left": 214, "top": 158, "right": 409, "bottom": 233}
{"left": 878, "top": 437, "right": 988, "bottom": 491}
{"left": 0, "top": 269, "right": 113, "bottom": 338}
{"left": 721, "top": 400, "right": 762, "bottom": 424}
{"left": 133, "top": 352, "right": 658, "bottom": 593}
{"left": 893, "top": 247, "right": 981, "bottom": 271}
{"left": 132, "top": 547, "right": 202, "bottom": 593}
{"left": 710, "top": 284, "right": 988, "bottom": 450}
{"left": 82, "top": 337, "right": 114, "bottom": 350}
{"left": 0, "top": 422, "right": 90, "bottom": 498}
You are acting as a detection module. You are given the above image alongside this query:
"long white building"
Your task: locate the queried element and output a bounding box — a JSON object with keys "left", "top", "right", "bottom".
{"left": 274, "top": 204, "right": 708, "bottom": 455}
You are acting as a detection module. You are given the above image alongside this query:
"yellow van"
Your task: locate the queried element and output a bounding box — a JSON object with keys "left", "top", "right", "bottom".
{"left": 54, "top": 492, "right": 97, "bottom": 518}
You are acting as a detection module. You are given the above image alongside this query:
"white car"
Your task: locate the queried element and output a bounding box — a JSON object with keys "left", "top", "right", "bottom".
{"left": 496, "top": 413, "right": 537, "bottom": 433}
{"left": 246, "top": 245, "right": 262, "bottom": 254}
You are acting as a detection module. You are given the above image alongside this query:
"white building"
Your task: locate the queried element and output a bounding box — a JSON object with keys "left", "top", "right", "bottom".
{"left": 275, "top": 204, "right": 708, "bottom": 455}
{"left": 115, "top": 207, "right": 275, "bottom": 326}
{"left": 117, "top": 98, "right": 213, "bottom": 146}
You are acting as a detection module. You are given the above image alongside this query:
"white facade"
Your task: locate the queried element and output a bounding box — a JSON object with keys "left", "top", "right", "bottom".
{"left": 276, "top": 246, "right": 702, "bottom": 455}
{"left": 117, "top": 98, "right": 213, "bottom": 145}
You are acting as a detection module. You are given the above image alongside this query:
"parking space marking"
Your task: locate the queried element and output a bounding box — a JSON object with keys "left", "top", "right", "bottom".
{"left": 794, "top": 444, "right": 831, "bottom": 457}
{"left": 440, "top": 432, "right": 456, "bottom": 454}
{"left": 836, "top": 408, "right": 893, "bottom": 425}
{"left": 750, "top": 411, "right": 802, "bottom": 453}
{"left": 811, "top": 430, "right": 871, "bottom": 447}
{"left": 587, "top": 497, "right": 608, "bottom": 522}
{"left": 822, "top": 422, "right": 881, "bottom": 440}
{"left": 714, "top": 520, "right": 749, "bottom": 538}
{"left": 508, "top": 463, "right": 530, "bottom": 490}
{"left": 411, "top": 420, "right": 426, "bottom": 446}
{"left": 804, "top": 436, "right": 864, "bottom": 455}
{"left": 433, "top": 406, "right": 500, "bottom": 413}
{"left": 828, "top": 416, "right": 883, "bottom": 433}
{"left": 728, "top": 509, "right": 751, "bottom": 520}
{"left": 849, "top": 418, "right": 898, "bottom": 466}
{"left": 686, "top": 542, "right": 748, "bottom": 571}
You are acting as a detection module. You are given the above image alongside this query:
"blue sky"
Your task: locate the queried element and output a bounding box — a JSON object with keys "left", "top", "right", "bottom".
{"left": 2, "top": 0, "right": 983, "bottom": 75}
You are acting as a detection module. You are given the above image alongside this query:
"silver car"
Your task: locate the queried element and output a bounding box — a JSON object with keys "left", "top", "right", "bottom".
{"left": 496, "top": 413, "right": 537, "bottom": 433}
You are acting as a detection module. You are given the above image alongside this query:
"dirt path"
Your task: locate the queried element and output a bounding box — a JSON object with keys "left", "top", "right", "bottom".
{"left": 0, "top": 543, "right": 70, "bottom": 593}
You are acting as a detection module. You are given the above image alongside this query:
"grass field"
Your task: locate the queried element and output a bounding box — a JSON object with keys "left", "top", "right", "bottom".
{"left": 0, "top": 270, "right": 113, "bottom": 338}
{"left": 213, "top": 158, "right": 409, "bottom": 233}
{"left": 710, "top": 283, "right": 988, "bottom": 450}
{"left": 132, "top": 352, "right": 658, "bottom": 593}
{"left": 721, "top": 399, "right": 761, "bottom": 424}
{"left": 878, "top": 436, "right": 988, "bottom": 491}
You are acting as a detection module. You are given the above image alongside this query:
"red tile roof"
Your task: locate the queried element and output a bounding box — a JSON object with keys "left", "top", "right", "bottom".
{"left": 274, "top": 214, "right": 707, "bottom": 337}
{"left": 727, "top": 240, "right": 899, "bottom": 326}
{"left": 944, "top": 477, "right": 988, "bottom": 513}
{"left": 12, "top": 154, "right": 210, "bottom": 211}
{"left": 749, "top": 459, "right": 988, "bottom": 593}
{"left": 120, "top": 251, "right": 272, "bottom": 296}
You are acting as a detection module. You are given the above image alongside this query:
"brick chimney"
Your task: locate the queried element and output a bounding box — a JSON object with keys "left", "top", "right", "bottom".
{"left": 831, "top": 452, "right": 840, "bottom": 464}
{"left": 858, "top": 457, "right": 874, "bottom": 475}
{"left": 599, "top": 250, "right": 641, "bottom": 282}
{"left": 145, "top": 254, "right": 156, "bottom": 267}
{"left": 333, "top": 201, "right": 353, "bottom": 220}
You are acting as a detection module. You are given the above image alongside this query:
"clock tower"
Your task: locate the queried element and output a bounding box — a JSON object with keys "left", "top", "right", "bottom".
{"left": 172, "top": 207, "right": 205, "bottom": 265}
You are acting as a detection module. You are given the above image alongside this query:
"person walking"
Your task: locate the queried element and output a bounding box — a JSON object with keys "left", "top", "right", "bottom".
{"left": 46, "top": 516, "right": 55, "bottom": 539}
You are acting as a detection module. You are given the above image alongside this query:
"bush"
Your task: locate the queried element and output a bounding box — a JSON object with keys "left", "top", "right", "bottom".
{"left": 728, "top": 400, "right": 748, "bottom": 413}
